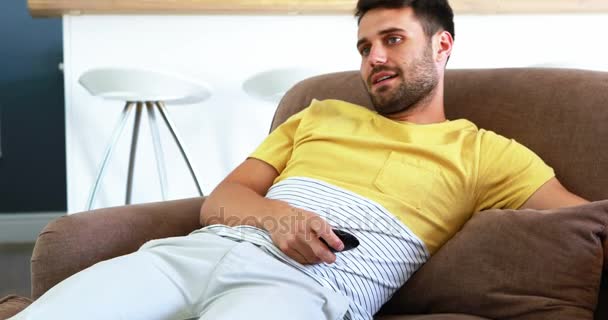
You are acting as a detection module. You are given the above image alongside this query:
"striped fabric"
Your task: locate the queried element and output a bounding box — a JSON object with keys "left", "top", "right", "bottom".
{"left": 197, "top": 177, "right": 430, "bottom": 320}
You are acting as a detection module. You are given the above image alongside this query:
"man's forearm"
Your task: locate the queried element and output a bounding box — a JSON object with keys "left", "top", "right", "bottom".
{"left": 200, "top": 181, "right": 290, "bottom": 230}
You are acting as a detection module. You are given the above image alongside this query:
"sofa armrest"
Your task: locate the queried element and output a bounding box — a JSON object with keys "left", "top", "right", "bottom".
{"left": 30, "top": 197, "right": 204, "bottom": 299}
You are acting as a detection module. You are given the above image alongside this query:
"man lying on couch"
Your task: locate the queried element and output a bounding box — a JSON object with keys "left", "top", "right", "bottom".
{"left": 9, "top": 1, "right": 599, "bottom": 320}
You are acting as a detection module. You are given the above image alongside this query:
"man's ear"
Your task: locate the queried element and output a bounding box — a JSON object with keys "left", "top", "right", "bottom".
{"left": 433, "top": 30, "right": 453, "bottom": 64}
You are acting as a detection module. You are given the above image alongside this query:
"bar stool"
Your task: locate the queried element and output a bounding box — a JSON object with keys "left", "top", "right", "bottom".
{"left": 243, "top": 67, "right": 321, "bottom": 103}
{"left": 79, "top": 68, "right": 211, "bottom": 210}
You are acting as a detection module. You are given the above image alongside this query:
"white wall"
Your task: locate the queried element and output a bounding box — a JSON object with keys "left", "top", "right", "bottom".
{"left": 64, "top": 14, "right": 608, "bottom": 213}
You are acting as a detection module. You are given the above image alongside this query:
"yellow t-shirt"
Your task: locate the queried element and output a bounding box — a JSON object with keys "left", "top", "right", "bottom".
{"left": 250, "top": 99, "right": 555, "bottom": 253}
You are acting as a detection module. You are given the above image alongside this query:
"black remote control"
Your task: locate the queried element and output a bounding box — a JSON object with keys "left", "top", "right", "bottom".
{"left": 320, "top": 229, "right": 360, "bottom": 253}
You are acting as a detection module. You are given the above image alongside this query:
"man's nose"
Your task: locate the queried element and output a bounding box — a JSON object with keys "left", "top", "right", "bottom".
{"left": 368, "top": 46, "right": 388, "bottom": 67}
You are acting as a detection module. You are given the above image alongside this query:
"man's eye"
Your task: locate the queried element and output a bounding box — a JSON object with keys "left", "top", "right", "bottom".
{"left": 359, "top": 47, "right": 371, "bottom": 57}
{"left": 387, "top": 36, "right": 402, "bottom": 45}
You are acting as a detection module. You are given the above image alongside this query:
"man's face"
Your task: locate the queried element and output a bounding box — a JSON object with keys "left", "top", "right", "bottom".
{"left": 357, "top": 7, "right": 439, "bottom": 116}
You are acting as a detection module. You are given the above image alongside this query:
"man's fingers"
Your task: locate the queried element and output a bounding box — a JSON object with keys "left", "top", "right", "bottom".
{"left": 310, "top": 219, "right": 344, "bottom": 252}
{"left": 284, "top": 243, "right": 321, "bottom": 264}
{"left": 284, "top": 248, "right": 310, "bottom": 264}
{"left": 269, "top": 208, "right": 342, "bottom": 265}
{"left": 276, "top": 233, "right": 322, "bottom": 264}
{"left": 292, "top": 241, "right": 323, "bottom": 264}
{"left": 309, "top": 237, "right": 337, "bottom": 264}
{"left": 296, "top": 231, "right": 336, "bottom": 264}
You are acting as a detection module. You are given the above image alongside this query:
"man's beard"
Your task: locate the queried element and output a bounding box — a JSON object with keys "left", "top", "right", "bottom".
{"left": 367, "top": 45, "right": 439, "bottom": 116}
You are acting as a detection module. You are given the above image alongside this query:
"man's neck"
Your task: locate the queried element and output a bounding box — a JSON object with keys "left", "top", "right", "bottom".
{"left": 385, "top": 84, "right": 446, "bottom": 124}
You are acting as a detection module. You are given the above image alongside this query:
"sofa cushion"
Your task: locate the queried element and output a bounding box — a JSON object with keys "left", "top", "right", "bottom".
{"left": 379, "top": 200, "right": 608, "bottom": 320}
{"left": 0, "top": 295, "right": 32, "bottom": 319}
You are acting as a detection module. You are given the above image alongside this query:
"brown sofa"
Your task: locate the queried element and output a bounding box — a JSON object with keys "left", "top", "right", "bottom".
{"left": 1, "top": 68, "right": 607, "bottom": 319}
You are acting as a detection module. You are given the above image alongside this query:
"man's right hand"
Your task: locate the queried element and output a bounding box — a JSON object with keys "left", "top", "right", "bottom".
{"left": 200, "top": 158, "right": 344, "bottom": 265}
{"left": 265, "top": 201, "right": 344, "bottom": 265}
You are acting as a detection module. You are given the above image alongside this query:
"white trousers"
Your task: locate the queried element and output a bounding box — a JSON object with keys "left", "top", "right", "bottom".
{"left": 10, "top": 231, "right": 351, "bottom": 320}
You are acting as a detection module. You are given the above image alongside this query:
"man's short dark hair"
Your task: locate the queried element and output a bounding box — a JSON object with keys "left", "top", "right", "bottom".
{"left": 355, "top": 0, "right": 455, "bottom": 41}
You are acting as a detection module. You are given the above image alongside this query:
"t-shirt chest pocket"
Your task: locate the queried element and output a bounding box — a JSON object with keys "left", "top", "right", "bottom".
{"left": 373, "top": 152, "right": 440, "bottom": 211}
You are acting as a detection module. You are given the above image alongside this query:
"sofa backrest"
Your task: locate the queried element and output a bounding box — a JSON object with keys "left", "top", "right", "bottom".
{"left": 272, "top": 68, "right": 608, "bottom": 201}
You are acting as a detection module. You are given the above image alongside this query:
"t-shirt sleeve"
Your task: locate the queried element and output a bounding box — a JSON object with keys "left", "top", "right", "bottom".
{"left": 248, "top": 108, "right": 307, "bottom": 174}
{"left": 473, "top": 130, "right": 555, "bottom": 212}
